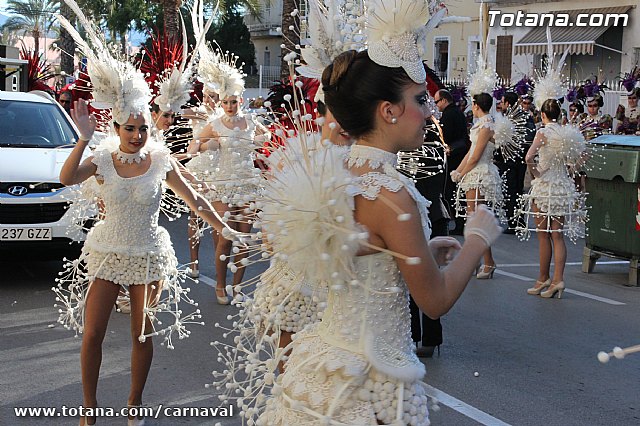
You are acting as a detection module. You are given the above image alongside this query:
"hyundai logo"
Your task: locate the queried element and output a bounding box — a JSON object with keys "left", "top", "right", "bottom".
{"left": 8, "top": 185, "right": 28, "bottom": 196}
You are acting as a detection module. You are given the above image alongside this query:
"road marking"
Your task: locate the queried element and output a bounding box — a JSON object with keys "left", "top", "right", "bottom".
{"left": 196, "top": 274, "right": 217, "bottom": 287}
{"left": 494, "top": 270, "right": 625, "bottom": 306}
{"left": 563, "top": 289, "right": 626, "bottom": 305}
{"left": 499, "top": 261, "right": 629, "bottom": 268}
{"left": 494, "top": 270, "right": 534, "bottom": 281}
{"left": 424, "top": 384, "right": 512, "bottom": 426}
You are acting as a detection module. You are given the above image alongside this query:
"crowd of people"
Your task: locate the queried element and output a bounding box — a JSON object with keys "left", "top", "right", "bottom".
{"left": 44, "top": 0, "right": 639, "bottom": 425}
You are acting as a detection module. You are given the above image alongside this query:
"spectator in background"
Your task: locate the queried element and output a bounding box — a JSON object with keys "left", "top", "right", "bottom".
{"left": 615, "top": 87, "right": 640, "bottom": 135}
{"left": 568, "top": 102, "right": 585, "bottom": 125}
{"left": 58, "top": 90, "right": 73, "bottom": 114}
{"left": 435, "top": 89, "right": 470, "bottom": 235}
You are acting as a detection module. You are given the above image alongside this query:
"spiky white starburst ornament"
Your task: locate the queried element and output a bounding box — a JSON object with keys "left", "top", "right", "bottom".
{"left": 493, "top": 105, "right": 528, "bottom": 161}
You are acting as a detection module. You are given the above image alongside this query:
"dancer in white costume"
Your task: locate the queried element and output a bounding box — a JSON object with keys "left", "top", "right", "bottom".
{"left": 246, "top": 0, "right": 363, "bottom": 363}
{"left": 515, "top": 28, "right": 588, "bottom": 298}
{"left": 212, "top": 1, "right": 501, "bottom": 424}
{"left": 50, "top": 3, "right": 234, "bottom": 425}
{"left": 517, "top": 99, "right": 587, "bottom": 298}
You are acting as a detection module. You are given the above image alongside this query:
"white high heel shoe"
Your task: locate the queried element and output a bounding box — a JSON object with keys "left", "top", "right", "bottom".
{"left": 127, "top": 405, "right": 145, "bottom": 426}
{"left": 540, "top": 281, "right": 565, "bottom": 299}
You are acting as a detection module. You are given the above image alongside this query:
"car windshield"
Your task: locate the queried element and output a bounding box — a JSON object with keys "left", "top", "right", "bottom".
{"left": 0, "top": 99, "right": 77, "bottom": 148}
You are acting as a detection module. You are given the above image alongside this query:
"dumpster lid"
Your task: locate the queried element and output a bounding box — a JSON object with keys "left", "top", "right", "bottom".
{"left": 588, "top": 134, "right": 640, "bottom": 147}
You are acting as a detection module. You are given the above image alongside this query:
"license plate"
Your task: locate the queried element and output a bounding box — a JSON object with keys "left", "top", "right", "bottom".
{"left": 0, "top": 227, "right": 52, "bottom": 241}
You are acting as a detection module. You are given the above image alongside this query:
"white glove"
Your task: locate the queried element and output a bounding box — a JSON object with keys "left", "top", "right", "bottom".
{"left": 450, "top": 170, "right": 462, "bottom": 183}
{"left": 464, "top": 205, "right": 501, "bottom": 248}
{"left": 429, "top": 236, "right": 462, "bottom": 266}
{"left": 71, "top": 99, "right": 96, "bottom": 141}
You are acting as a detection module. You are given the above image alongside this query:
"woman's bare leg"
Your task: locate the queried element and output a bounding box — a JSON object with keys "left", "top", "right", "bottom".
{"left": 214, "top": 201, "right": 233, "bottom": 297}
{"left": 533, "top": 204, "right": 552, "bottom": 282}
{"left": 81, "top": 279, "right": 121, "bottom": 423}
{"left": 550, "top": 217, "right": 566, "bottom": 283}
{"left": 231, "top": 207, "right": 253, "bottom": 289}
{"left": 188, "top": 211, "right": 200, "bottom": 272}
{"left": 127, "top": 282, "right": 160, "bottom": 411}
{"left": 466, "top": 189, "right": 495, "bottom": 267}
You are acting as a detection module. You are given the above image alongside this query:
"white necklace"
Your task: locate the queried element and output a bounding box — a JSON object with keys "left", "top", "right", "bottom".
{"left": 116, "top": 147, "right": 148, "bottom": 164}
{"left": 221, "top": 113, "right": 244, "bottom": 124}
{"left": 348, "top": 144, "right": 398, "bottom": 175}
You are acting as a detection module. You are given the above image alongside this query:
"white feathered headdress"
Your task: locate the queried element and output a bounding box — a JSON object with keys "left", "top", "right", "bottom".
{"left": 192, "top": 0, "right": 245, "bottom": 99}
{"left": 366, "top": 0, "right": 446, "bottom": 84}
{"left": 468, "top": 57, "right": 497, "bottom": 97}
{"left": 153, "top": 6, "right": 217, "bottom": 114}
{"left": 297, "top": 0, "right": 366, "bottom": 81}
{"left": 533, "top": 27, "right": 569, "bottom": 110}
{"left": 57, "top": 0, "right": 151, "bottom": 125}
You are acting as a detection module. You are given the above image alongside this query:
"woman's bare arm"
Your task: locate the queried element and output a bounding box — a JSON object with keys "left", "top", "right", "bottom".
{"left": 456, "top": 127, "right": 492, "bottom": 177}
{"left": 355, "top": 187, "right": 491, "bottom": 318}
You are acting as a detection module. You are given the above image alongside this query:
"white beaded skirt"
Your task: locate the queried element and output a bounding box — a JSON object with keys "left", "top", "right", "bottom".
{"left": 514, "top": 173, "right": 587, "bottom": 243}
{"left": 52, "top": 242, "right": 201, "bottom": 349}
{"left": 257, "top": 325, "right": 431, "bottom": 426}
{"left": 454, "top": 163, "right": 505, "bottom": 221}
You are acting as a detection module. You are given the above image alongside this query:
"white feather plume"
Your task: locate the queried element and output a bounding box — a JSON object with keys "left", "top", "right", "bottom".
{"left": 533, "top": 27, "right": 569, "bottom": 110}
{"left": 57, "top": 0, "right": 151, "bottom": 124}
{"left": 297, "top": 0, "right": 365, "bottom": 79}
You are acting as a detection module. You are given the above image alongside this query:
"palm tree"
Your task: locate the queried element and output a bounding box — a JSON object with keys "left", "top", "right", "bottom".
{"left": 1, "top": 0, "right": 59, "bottom": 55}
{"left": 58, "top": 1, "right": 75, "bottom": 75}
{"left": 279, "top": 0, "right": 299, "bottom": 79}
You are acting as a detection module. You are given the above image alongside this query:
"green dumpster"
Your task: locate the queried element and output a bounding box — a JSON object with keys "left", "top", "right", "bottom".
{"left": 582, "top": 135, "right": 640, "bottom": 286}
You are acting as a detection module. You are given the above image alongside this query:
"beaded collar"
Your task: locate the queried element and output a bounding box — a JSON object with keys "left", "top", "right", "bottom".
{"left": 116, "top": 147, "right": 148, "bottom": 164}
{"left": 347, "top": 144, "right": 398, "bottom": 175}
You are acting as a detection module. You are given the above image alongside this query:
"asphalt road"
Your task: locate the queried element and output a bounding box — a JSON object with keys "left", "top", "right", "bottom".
{"left": 1, "top": 215, "right": 639, "bottom": 425}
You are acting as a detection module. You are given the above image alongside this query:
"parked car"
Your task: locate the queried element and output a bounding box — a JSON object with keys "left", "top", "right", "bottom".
{"left": 0, "top": 90, "right": 92, "bottom": 254}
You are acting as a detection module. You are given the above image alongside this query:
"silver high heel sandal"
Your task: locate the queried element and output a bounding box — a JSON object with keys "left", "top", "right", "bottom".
{"left": 527, "top": 278, "right": 551, "bottom": 295}
{"left": 540, "top": 281, "right": 565, "bottom": 299}
{"left": 476, "top": 264, "right": 496, "bottom": 279}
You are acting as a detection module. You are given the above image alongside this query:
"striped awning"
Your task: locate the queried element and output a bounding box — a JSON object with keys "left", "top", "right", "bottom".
{"left": 514, "top": 6, "right": 633, "bottom": 56}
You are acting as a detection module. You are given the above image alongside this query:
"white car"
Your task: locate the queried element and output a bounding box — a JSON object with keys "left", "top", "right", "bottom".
{"left": 0, "top": 90, "right": 92, "bottom": 253}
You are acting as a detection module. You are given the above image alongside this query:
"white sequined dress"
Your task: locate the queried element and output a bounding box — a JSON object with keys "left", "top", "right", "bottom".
{"left": 53, "top": 139, "right": 200, "bottom": 348}
{"left": 256, "top": 145, "right": 433, "bottom": 425}
{"left": 455, "top": 114, "right": 504, "bottom": 220}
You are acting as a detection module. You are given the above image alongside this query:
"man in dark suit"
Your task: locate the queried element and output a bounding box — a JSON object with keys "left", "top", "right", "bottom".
{"left": 409, "top": 116, "right": 450, "bottom": 357}
{"left": 434, "top": 89, "right": 470, "bottom": 235}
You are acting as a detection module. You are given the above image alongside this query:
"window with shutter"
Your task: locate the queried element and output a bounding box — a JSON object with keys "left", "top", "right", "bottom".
{"left": 496, "top": 35, "right": 513, "bottom": 82}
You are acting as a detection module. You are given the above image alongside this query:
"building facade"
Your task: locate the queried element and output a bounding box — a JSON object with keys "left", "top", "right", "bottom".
{"left": 485, "top": 0, "right": 638, "bottom": 85}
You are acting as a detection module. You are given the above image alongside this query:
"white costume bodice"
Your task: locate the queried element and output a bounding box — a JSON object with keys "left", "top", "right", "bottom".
{"left": 210, "top": 115, "right": 258, "bottom": 175}
{"left": 469, "top": 114, "right": 495, "bottom": 167}
{"left": 315, "top": 144, "right": 432, "bottom": 381}
{"left": 85, "top": 144, "right": 172, "bottom": 256}
{"left": 537, "top": 123, "right": 572, "bottom": 176}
